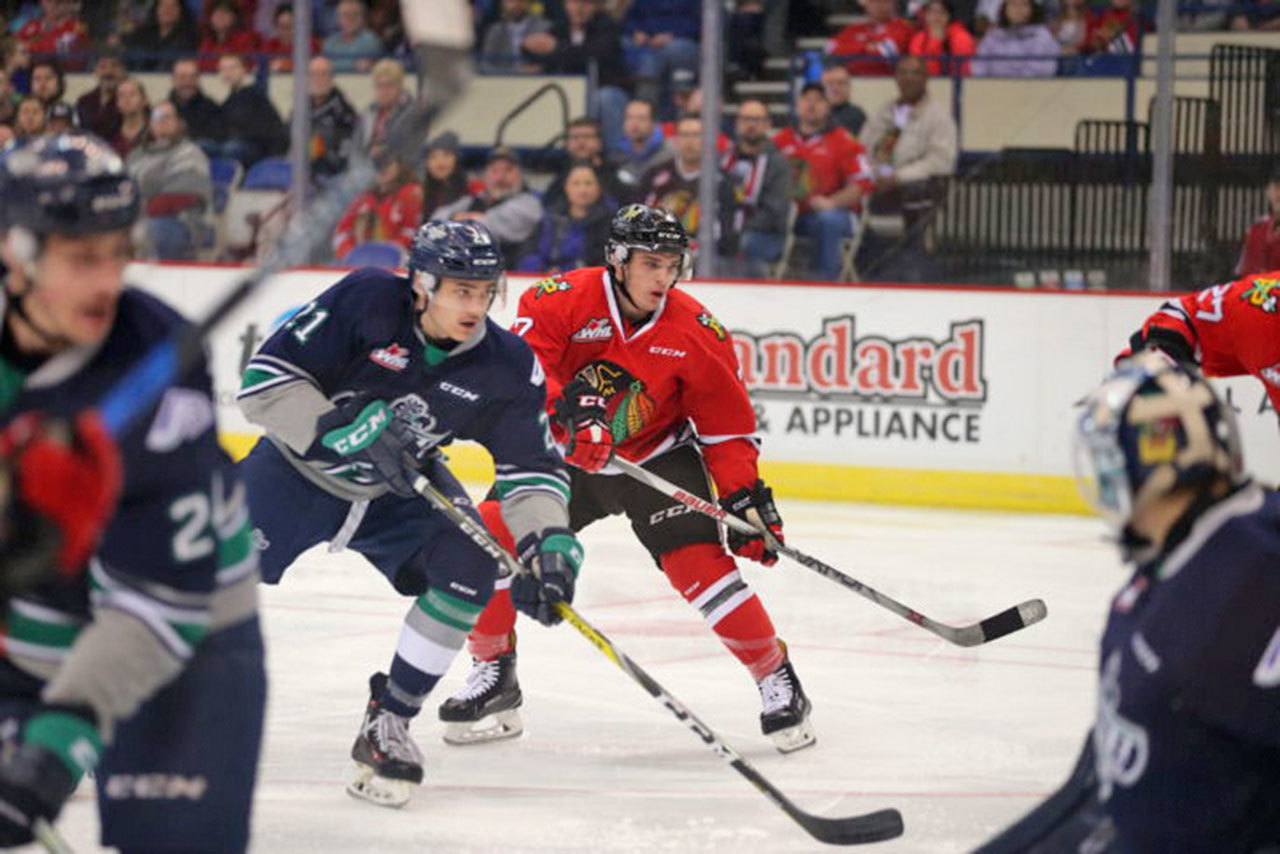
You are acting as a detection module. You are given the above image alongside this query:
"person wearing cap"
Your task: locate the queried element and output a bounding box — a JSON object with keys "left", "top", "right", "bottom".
{"left": 45, "top": 101, "right": 75, "bottom": 134}
{"left": 332, "top": 150, "right": 423, "bottom": 261}
{"left": 75, "top": 49, "right": 126, "bottom": 140}
{"left": 420, "top": 132, "right": 478, "bottom": 223}
{"left": 772, "top": 82, "right": 874, "bottom": 280}
{"left": 127, "top": 100, "right": 214, "bottom": 261}
{"left": 300, "top": 55, "right": 357, "bottom": 182}
{"left": 431, "top": 146, "right": 543, "bottom": 268}
{"left": 1236, "top": 166, "right": 1280, "bottom": 276}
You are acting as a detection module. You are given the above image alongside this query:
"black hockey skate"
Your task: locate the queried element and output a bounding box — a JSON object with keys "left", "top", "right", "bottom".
{"left": 347, "top": 672, "right": 425, "bottom": 808}
{"left": 757, "top": 647, "right": 816, "bottom": 754}
{"left": 438, "top": 651, "right": 523, "bottom": 745}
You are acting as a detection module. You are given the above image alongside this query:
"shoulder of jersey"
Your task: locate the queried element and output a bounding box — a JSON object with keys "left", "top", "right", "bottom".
{"left": 114, "top": 288, "right": 194, "bottom": 357}
{"left": 519, "top": 267, "right": 604, "bottom": 307}
{"left": 662, "top": 289, "right": 732, "bottom": 349}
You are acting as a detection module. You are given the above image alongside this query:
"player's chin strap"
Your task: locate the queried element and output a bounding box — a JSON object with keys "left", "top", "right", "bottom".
{"left": 4, "top": 286, "right": 72, "bottom": 354}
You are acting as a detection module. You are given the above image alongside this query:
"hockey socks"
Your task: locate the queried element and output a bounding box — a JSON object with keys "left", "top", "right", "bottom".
{"left": 466, "top": 500, "right": 519, "bottom": 661}
{"left": 660, "top": 543, "right": 785, "bottom": 681}
{"left": 382, "top": 587, "right": 485, "bottom": 718}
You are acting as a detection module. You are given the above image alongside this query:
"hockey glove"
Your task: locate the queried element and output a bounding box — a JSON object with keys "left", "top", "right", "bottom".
{"left": 0, "top": 708, "right": 99, "bottom": 846}
{"left": 552, "top": 378, "right": 613, "bottom": 473}
{"left": 511, "top": 528, "right": 583, "bottom": 627}
{"left": 0, "top": 411, "right": 122, "bottom": 596}
{"left": 318, "top": 400, "right": 420, "bottom": 497}
{"left": 720, "top": 480, "right": 785, "bottom": 567}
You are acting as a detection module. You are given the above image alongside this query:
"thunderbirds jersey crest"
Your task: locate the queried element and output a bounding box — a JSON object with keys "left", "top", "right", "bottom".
{"left": 238, "top": 268, "right": 568, "bottom": 508}
{"left": 1094, "top": 483, "right": 1280, "bottom": 850}
{"left": 0, "top": 290, "right": 256, "bottom": 683}
{"left": 513, "top": 266, "right": 760, "bottom": 495}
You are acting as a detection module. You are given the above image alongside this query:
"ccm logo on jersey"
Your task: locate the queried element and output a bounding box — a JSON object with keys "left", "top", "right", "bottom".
{"left": 369, "top": 343, "right": 409, "bottom": 371}
{"left": 571, "top": 318, "right": 613, "bottom": 342}
{"left": 648, "top": 346, "right": 686, "bottom": 358}
{"left": 439, "top": 381, "right": 480, "bottom": 402}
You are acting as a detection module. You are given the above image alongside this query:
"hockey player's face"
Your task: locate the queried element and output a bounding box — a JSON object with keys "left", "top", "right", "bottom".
{"left": 621, "top": 251, "right": 681, "bottom": 315}
{"left": 22, "top": 231, "right": 131, "bottom": 348}
{"left": 420, "top": 277, "right": 498, "bottom": 342}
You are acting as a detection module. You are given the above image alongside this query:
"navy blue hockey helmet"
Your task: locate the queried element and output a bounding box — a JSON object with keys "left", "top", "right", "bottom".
{"left": 410, "top": 220, "right": 504, "bottom": 281}
{"left": 0, "top": 132, "right": 140, "bottom": 245}
{"left": 1073, "top": 350, "right": 1243, "bottom": 537}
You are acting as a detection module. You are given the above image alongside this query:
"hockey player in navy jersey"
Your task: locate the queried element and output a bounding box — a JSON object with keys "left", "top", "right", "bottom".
{"left": 237, "top": 220, "right": 580, "bottom": 807}
{"left": 0, "top": 133, "right": 264, "bottom": 851}
{"left": 979, "top": 350, "right": 1280, "bottom": 853}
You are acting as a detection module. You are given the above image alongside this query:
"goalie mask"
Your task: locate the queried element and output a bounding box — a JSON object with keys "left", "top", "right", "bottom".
{"left": 408, "top": 220, "right": 506, "bottom": 308}
{"left": 1073, "top": 350, "right": 1244, "bottom": 553}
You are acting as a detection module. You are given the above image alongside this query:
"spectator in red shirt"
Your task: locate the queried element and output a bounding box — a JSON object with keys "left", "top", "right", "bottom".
{"left": 773, "top": 83, "right": 873, "bottom": 280}
{"left": 198, "top": 0, "right": 261, "bottom": 72}
{"left": 1085, "top": 0, "right": 1139, "bottom": 54}
{"left": 75, "top": 49, "right": 126, "bottom": 140}
{"left": 908, "top": 0, "right": 976, "bottom": 76}
{"left": 16, "top": 0, "right": 89, "bottom": 65}
{"left": 332, "top": 151, "right": 423, "bottom": 262}
{"left": 261, "top": 3, "right": 321, "bottom": 72}
{"left": 1237, "top": 167, "right": 1280, "bottom": 276}
{"left": 826, "top": 0, "right": 915, "bottom": 77}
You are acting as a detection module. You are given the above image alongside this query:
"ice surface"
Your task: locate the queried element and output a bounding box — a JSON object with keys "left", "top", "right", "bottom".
{"left": 41, "top": 498, "right": 1123, "bottom": 853}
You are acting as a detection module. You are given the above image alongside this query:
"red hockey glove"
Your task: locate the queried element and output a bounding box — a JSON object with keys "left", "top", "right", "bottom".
{"left": 0, "top": 411, "right": 122, "bottom": 590}
{"left": 552, "top": 378, "right": 614, "bottom": 473}
{"left": 719, "top": 480, "right": 784, "bottom": 566}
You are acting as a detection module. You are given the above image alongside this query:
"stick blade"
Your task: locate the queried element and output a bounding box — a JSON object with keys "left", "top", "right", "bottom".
{"left": 796, "top": 807, "right": 905, "bottom": 845}
{"left": 974, "top": 598, "right": 1048, "bottom": 645}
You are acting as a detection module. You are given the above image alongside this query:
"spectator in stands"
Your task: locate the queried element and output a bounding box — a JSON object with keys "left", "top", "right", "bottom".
{"left": 0, "top": 70, "right": 19, "bottom": 126}
{"left": 620, "top": 0, "right": 701, "bottom": 118}
{"left": 543, "top": 116, "right": 627, "bottom": 212}
{"left": 356, "top": 57, "right": 411, "bottom": 156}
{"left": 420, "top": 131, "right": 475, "bottom": 223}
{"left": 660, "top": 80, "right": 733, "bottom": 154}
{"left": 332, "top": 150, "right": 422, "bottom": 260}
{"left": 518, "top": 163, "right": 611, "bottom": 272}
{"left": 613, "top": 97, "right": 670, "bottom": 188}
{"left": 822, "top": 63, "right": 866, "bottom": 136}
{"left": 213, "top": 53, "right": 288, "bottom": 166}
{"left": 1084, "top": 0, "right": 1139, "bottom": 54}
{"left": 126, "top": 0, "right": 200, "bottom": 71}
{"left": 774, "top": 83, "right": 873, "bottom": 280}
{"left": 1229, "top": 1, "right": 1280, "bottom": 29}
{"left": 322, "top": 0, "right": 385, "bottom": 73}
{"left": 45, "top": 100, "right": 74, "bottom": 133}
{"left": 112, "top": 77, "right": 151, "bottom": 158}
{"left": 726, "top": 0, "right": 767, "bottom": 82}
{"left": 520, "top": 0, "right": 629, "bottom": 151}
{"left": 29, "top": 58, "right": 63, "bottom": 109}
{"left": 304, "top": 55, "right": 356, "bottom": 182}
{"left": 198, "top": 0, "right": 261, "bottom": 72}
{"left": 639, "top": 113, "right": 735, "bottom": 252}
{"left": 432, "top": 146, "right": 543, "bottom": 266}
{"left": 1, "top": 42, "right": 30, "bottom": 105}
{"left": 826, "top": 0, "right": 915, "bottom": 77}
{"left": 15, "top": 0, "right": 88, "bottom": 64}
{"left": 169, "top": 57, "right": 223, "bottom": 152}
{"left": 722, "top": 98, "right": 791, "bottom": 277}
{"left": 0, "top": 124, "right": 14, "bottom": 147}
{"left": 479, "top": 0, "right": 552, "bottom": 72}
{"left": 974, "top": 0, "right": 1061, "bottom": 77}
{"left": 128, "top": 100, "right": 214, "bottom": 261}
{"left": 1235, "top": 166, "right": 1280, "bottom": 275}
{"left": 1051, "top": 0, "right": 1089, "bottom": 54}
{"left": 75, "top": 48, "right": 125, "bottom": 140}
{"left": 262, "top": 3, "right": 321, "bottom": 72}
{"left": 13, "top": 95, "right": 45, "bottom": 141}
{"left": 908, "top": 0, "right": 975, "bottom": 76}
{"left": 367, "top": 0, "right": 407, "bottom": 53}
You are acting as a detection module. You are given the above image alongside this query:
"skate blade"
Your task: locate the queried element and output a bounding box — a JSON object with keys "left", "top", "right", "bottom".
{"left": 769, "top": 718, "right": 817, "bottom": 754}
{"left": 442, "top": 708, "right": 523, "bottom": 746}
{"left": 346, "top": 763, "right": 415, "bottom": 808}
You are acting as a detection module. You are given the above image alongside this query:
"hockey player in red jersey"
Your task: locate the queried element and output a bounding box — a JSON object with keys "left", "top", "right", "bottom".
{"left": 438, "top": 204, "right": 815, "bottom": 753}
{"left": 1121, "top": 270, "right": 1280, "bottom": 424}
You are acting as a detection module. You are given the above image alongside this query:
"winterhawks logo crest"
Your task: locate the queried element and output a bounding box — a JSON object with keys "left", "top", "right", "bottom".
{"left": 1242, "top": 277, "right": 1280, "bottom": 313}
{"left": 697, "top": 312, "right": 727, "bottom": 341}
{"left": 571, "top": 317, "right": 613, "bottom": 342}
{"left": 369, "top": 343, "right": 409, "bottom": 371}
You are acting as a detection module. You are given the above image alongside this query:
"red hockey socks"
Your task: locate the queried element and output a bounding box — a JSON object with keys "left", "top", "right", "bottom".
{"left": 467, "top": 499, "right": 518, "bottom": 660}
{"left": 660, "top": 543, "right": 784, "bottom": 681}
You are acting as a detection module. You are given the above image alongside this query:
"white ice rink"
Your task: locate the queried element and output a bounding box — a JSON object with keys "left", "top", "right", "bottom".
{"left": 44, "top": 498, "right": 1125, "bottom": 853}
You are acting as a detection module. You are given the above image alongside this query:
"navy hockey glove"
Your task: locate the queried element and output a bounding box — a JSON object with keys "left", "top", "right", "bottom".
{"left": 552, "top": 378, "right": 613, "bottom": 472}
{"left": 720, "top": 480, "right": 785, "bottom": 566}
{"left": 0, "top": 708, "right": 99, "bottom": 846}
{"left": 318, "top": 400, "right": 420, "bottom": 497}
{"left": 511, "top": 528, "right": 583, "bottom": 627}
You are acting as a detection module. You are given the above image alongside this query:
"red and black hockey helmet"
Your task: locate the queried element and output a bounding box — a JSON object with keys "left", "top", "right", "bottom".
{"left": 605, "top": 203, "right": 691, "bottom": 282}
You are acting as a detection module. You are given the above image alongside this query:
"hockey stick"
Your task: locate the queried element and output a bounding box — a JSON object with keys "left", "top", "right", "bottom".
{"left": 97, "top": 1, "right": 474, "bottom": 438}
{"left": 609, "top": 455, "right": 1047, "bottom": 647}
{"left": 408, "top": 473, "right": 905, "bottom": 846}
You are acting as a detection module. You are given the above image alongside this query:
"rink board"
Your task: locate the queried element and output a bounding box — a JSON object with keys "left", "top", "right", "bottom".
{"left": 132, "top": 264, "right": 1280, "bottom": 514}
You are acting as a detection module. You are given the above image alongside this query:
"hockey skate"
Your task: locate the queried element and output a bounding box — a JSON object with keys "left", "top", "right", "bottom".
{"left": 347, "top": 673, "right": 425, "bottom": 808}
{"left": 438, "top": 651, "right": 523, "bottom": 745}
{"left": 757, "top": 648, "right": 816, "bottom": 754}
